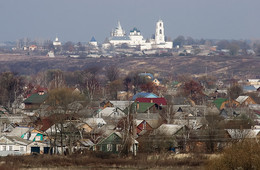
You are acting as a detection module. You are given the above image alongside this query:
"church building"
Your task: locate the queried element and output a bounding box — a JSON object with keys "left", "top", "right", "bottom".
{"left": 107, "top": 20, "right": 172, "bottom": 50}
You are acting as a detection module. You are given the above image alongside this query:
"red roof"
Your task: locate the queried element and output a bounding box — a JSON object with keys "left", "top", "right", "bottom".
{"left": 34, "top": 116, "right": 54, "bottom": 132}
{"left": 135, "top": 97, "right": 167, "bottom": 106}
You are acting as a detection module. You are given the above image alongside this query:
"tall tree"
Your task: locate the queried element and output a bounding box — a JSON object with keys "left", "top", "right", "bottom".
{"left": 46, "top": 88, "right": 85, "bottom": 155}
{"left": 81, "top": 67, "right": 101, "bottom": 101}
{"left": 46, "top": 70, "right": 66, "bottom": 89}
{"left": 105, "top": 65, "right": 120, "bottom": 82}
{"left": 0, "top": 72, "right": 24, "bottom": 109}
{"left": 182, "top": 80, "right": 204, "bottom": 104}
{"left": 227, "top": 84, "right": 243, "bottom": 100}
{"left": 173, "top": 35, "right": 185, "bottom": 47}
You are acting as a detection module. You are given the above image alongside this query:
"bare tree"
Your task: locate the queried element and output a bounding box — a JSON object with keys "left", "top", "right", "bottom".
{"left": 227, "top": 83, "right": 243, "bottom": 100}
{"left": 0, "top": 72, "right": 24, "bottom": 109}
{"left": 46, "top": 88, "right": 85, "bottom": 155}
{"left": 105, "top": 65, "right": 120, "bottom": 82}
{"left": 46, "top": 70, "right": 66, "bottom": 89}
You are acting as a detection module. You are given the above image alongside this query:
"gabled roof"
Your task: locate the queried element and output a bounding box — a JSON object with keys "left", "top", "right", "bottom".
{"left": 226, "top": 129, "right": 260, "bottom": 139}
{"left": 79, "top": 139, "right": 94, "bottom": 147}
{"left": 109, "top": 101, "right": 134, "bottom": 110}
{"left": 213, "top": 98, "right": 227, "bottom": 110}
{"left": 156, "top": 124, "right": 184, "bottom": 136}
{"left": 136, "top": 120, "right": 144, "bottom": 126}
{"left": 132, "top": 92, "right": 158, "bottom": 101}
{"left": 235, "top": 96, "right": 249, "bottom": 104}
{"left": 97, "top": 107, "right": 125, "bottom": 117}
{"left": 84, "top": 118, "right": 106, "bottom": 128}
{"left": 23, "top": 93, "right": 48, "bottom": 104}
{"left": 135, "top": 97, "right": 167, "bottom": 106}
{"left": 8, "top": 127, "right": 32, "bottom": 137}
{"left": 124, "top": 102, "right": 155, "bottom": 114}
{"left": 0, "top": 135, "right": 31, "bottom": 145}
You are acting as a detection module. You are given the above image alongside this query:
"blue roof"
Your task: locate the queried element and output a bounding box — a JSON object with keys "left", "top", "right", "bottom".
{"left": 90, "top": 36, "right": 97, "bottom": 42}
{"left": 139, "top": 73, "right": 154, "bottom": 80}
{"left": 109, "top": 36, "right": 130, "bottom": 41}
{"left": 132, "top": 92, "right": 158, "bottom": 101}
{"left": 130, "top": 27, "right": 140, "bottom": 32}
{"left": 243, "top": 85, "right": 257, "bottom": 91}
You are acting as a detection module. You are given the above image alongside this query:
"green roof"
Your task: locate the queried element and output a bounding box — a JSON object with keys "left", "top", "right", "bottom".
{"left": 213, "top": 98, "right": 227, "bottom": 110}
{"left": 23, "top": 93, "right": 48, "bottom": 104}
{"left": 171, "top": 81, "right": 179, "bottom": 87}
{"left": 124, "top": 102, "right": 155, "bottom": 114}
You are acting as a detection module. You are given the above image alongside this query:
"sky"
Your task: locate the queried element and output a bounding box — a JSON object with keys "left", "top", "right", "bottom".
{"left": 0, "top": 0, "right": 260, "bottom": 43}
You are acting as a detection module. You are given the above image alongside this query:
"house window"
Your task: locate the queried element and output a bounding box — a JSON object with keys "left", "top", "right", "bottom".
{"left": 2, "top": 146, "right": 6, "bottom": 151}
{"left": 143, "top": 121, "right": 146, "bottom": 130}
{"left": 9, "top": 146, "right": 13, "bottom": 151}
{"left": 116, "top": 144, "right": 121, "bottom": 152}
{"left": 35, "top": 136, "right": 41, "bottom": 141}
{"left": 107, "top": 144, "right": 112, "bottom": 151}
{"left": 93, "top": 145, "right": 96, "bottom": 151}
{"left": 20, "top": 147, "right": 24, "bottom": 152}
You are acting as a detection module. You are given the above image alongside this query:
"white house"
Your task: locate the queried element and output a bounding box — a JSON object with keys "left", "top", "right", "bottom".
{"left": 0, "top": 136, "right": 30, "bottom": 156}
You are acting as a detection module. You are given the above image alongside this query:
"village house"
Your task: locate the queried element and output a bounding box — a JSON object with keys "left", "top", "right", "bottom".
{"left": 235, "top": 96, "right": 256, "bottom": 106}
{"left": 23, "top": 91, "right": 48, "bottom": 110}
{"left": 0, "top": 135, "right": 30, "bottom": 156}
{"left": 213, "top": 98, "right": 240, "bottom": 110}
{"left": 94, "top": 131, "right": 138, "bottom": 155}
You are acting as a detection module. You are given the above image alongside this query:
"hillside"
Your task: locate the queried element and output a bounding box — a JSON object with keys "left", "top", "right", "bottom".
{"left": 0, "top": 54, "right": 259, "bottom": 79}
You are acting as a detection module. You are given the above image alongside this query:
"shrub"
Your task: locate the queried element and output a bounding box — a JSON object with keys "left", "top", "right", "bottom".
{"left": 207, "top": 140, "right": 260, "bottom": 170}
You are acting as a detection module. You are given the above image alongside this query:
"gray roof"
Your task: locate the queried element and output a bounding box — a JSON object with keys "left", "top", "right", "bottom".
{"left": 0, "top": 135, "right": 31, "bottom": 145}
{"left": 79, "top": 139, "right": 94, "bottom": 147}
{"left": 235, "top": 96, "right": 249, "bottom": 104}
{"left": 226, "top": 129, "right": 260, "bottom": 139}
{"left": 156, "top": 124, "right": 184, "bottom": 136}
{"left": 109, "top": 101, "right": 134, "bottom": 110}
{"left": 7, "top": 127, "right": 32, "bottom": 137}
{"left": 84, "top": 118, "right": 106, "bottom": 128}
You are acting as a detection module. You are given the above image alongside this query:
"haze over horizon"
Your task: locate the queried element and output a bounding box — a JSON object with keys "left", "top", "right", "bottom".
{"left": 1, "top": 0, "right": 260, "bottom": 43}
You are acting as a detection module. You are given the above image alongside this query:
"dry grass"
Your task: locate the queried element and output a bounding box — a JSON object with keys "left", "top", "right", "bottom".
{"left": 206, "top": 140, "right": 260, "bottom": 170}
{"left": 0, "top": 54, "right": 259, "bottom": 79}
{"left": 0, "top": 152, "right": 207, "bottom": 169}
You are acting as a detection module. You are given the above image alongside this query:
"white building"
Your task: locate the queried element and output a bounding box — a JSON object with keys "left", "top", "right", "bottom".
{"left": 109, "top": 21, "right": 130, "bottom": 46}
{"left": 89, "top": 36, "right": 98, "bottom": 47}
{"left": 129, "top": 28, "right": 146, "bottom": 47}
{"left": 152, "top": 20, "right": 173, "bottom": 49}
{"left": 53, "top": 36, "right": 61, "bottom": 46}
{"left": 107, "top": 20, "right": 172, "bottom": 50}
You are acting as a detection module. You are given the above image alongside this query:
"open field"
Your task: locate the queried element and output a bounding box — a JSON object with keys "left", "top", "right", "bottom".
{"left": 0, "top": 153, "right": 209, "bottom": 170}
{"left": 0, "top": 54, "right": 259, "bottom": 79}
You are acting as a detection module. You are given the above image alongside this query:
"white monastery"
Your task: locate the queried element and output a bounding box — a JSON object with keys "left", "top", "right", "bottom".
{"left": 107, "top": 20, "right": 173, "bottom": 50}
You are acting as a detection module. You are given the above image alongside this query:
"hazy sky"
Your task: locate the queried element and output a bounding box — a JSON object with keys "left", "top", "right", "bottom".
{"left": 0, "top": 0, "right": 260, "bottom": 43}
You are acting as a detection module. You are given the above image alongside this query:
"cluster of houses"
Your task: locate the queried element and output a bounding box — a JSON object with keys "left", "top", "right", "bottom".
{"left": 0, "top": 76, "right": 260, "bottom": 156}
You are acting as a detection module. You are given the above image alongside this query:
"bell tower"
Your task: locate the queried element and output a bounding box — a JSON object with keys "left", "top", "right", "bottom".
{"left": 155, "top": 20, "right": 165, "bottom": 44}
